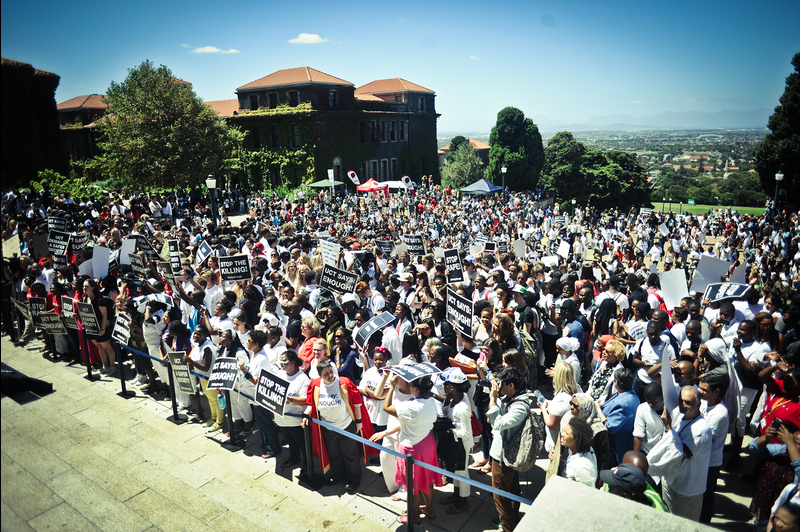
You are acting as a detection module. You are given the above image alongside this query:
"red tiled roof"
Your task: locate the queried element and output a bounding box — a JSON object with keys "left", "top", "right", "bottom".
{"left": 238, "top": 67, "right": 352, "bottom": 90}
{"left": 205, "top": 99, "right": 240, "bottom": 118}
{"left": 356, "top": 78, "right": 434, "bottom": 95}
{"left": 354, "top": 93, "right": 384, "bottom": 102}
{"left": 441, "top": 138, "right": 490, "bottom": 151}
{"left": 57, "top": 94, "right": 107, "bottom": 111}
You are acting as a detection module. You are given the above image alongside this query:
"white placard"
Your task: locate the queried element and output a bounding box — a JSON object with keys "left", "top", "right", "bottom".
{"left": 512, "top": 239, "right": 525, "bottom": 258}
{"left": 593, "top": 268, "right": 603, "bottom": 282}
{"left": 395, "top": 243, "right": 408, "bottom": 256}
{"left": 78, "top": 259, "right": 94, "bottom": 278}
{"left": 556, "top": 240, "right": 570, "bottom": 259}
{"left": 658, "top": 223, "right": 669, "bottom": 237}
{"left": 659, "top": 269, "right": 689, "bottom": 309}
{"left": 469, "top": 244, "right": 482, "bottom": 256}
{"left": 729, "top": 262, "right": 747, "bottom": 284}
{"left": 541, "top": 255, "right": 559, "bottom": 267}
{"left": 434, "top": 247, "right": 446, "bottom": 259}
{"left": 91, "top": 245, "right": 111, "bottom": 279}
{"left": 319, "top": 239, "right": 340, "bottom": 267}
{"left": 690, "top": 255, "right": 731, "bottom": 294}
{"left": 120, "top": 238, "right": 137, "bottom": 265}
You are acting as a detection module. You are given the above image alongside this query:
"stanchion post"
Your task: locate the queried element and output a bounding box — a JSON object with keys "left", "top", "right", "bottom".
{"left": 406, "top": 453, "right": 415, "bottom": 530}
{"left": 116, "top": 343, "right": 134, "bottom": 397}
{"left": 166, "top": 361, "right": 186, "bottom": 424}
{"left": 223, "top": 390, "right": 241, "bottom": 446}
{"left": 298, "top": 416, "right": 325, "bottom": 489}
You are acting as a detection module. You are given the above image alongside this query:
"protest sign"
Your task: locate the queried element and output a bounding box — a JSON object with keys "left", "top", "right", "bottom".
{"left": 196, "top": 240, "right": 213, "bottom": 266}
{"left": 119, "top": 238, "right": 137, "bottom": 265}
{"left": 658, "top": 223, "right": 669, "bottom": 237}
{"left": 61, "top": 296, "right": 78, "bottom": 329}
{"left": 497, "top": 241, "right": 508, "bottom": 254}
{"left": 38, "top": 312, "right": 67, "bottom": 335}
{"left": 318, "top": 264, "right": 359, "bottom": 294}
{"left": 12, "top": 298, "right": 31, "bottom": 322}
{"left": 219, "top": 255, "right": 252, "bottom": 281}
{"left": 92, "top": 245, "right": 111, "bottom": 279}
{"left": 690, "top": 255, "right": 731, "bottom": 294}
{"left": 111, "top": 312, "right": 131, "bottom": 345}
{"left": 76, "top": 301, "right": 100, "bottom": 335}
{"left": 446, "top": 287, "right": 473, "bottom": 336}
{"left": 483, "top": 242, "right": 496, "bottom": 255}
{"left": 541, "top": 255, "right": 560, "bottom": 267}
{"left": 354, "top": 311, "right": 396, "bottom": 350}
{"left": 158, "top": 261, "right": 179, "bottom": 294}
{"left": 375, "top": 240, "right": 396, "bottom": 257}
{"left": 29, "top": 296, "right": 47, "bottom": 317}
{"left": 512, "top": 239, "right": 526, "bottom": 258}
{"left": 48, "top": 230, "right": 71, "bottom": 256}
{"left": 167, "top": 351, "right": 195, "bottom": 394}
{"left": 30, "top": 235, "right": 49, "bottom": 259}
{"left": 395, "top": 242, "right": 408, "bottom": 256}
{"left": 207, "top": 357, "right": 239, "bottom": 390}
{"left": 469, "top": 244, "right": 482, "bottom": 256}
{"left": 554, "top": 215, "right": 567, "bottom": 227}
{"left": 704, "top": 283, "right": 751, "bottom": 303}
{"left": 319, "top": 239, "right": 341, "bottom": 267}
{"left": 730, "top": 262, "right": 747, "bottom": 284}
{"left": 47, "top": 216, "right": 68, "bottom": 232}
{"left": 108, "top": 250, "right": 121, "bottom": 272}
{"left": 557, "top": 240, "right": 571, "bottom": 259}
{"left": 659, "top": 269, "right": 689, "bottom": 309}
{"left": 389, "top": 362, "right": 442, "bottom": 383}
{"left": 640, "top": 207, "right": 652, "bottom": 217}
{"left": 53, "top": 254, "right": 68, "bottom": 269}
{"left": 475, "top": 234, "right": 489, "bottom": 245}
{"left": 151, "top": 293, "right": 174, "bottom": 308}
{"left": 434, "top": 247, "right": 446, "bottom": 259}
{"left": 443, "top": 248, "right": 464, "bottom": 284}
{"left": 129, "top": 253, "right": 149, "bottom": 278}
{"left": 134, "top": 234, "right": 159, "bottom": 262}
{"left": 403, "top": 234, "right": 426, "bottom": 256}
{"left": 2, "top": 233, "right": 20, "bottom": 258}
{"left": 255, "top": 369, "right": 290, "bottom": 417}
{"left": 167, "top": 240, "right": 181, "bottom": 272}
{"left": 72, "top": 232, "right": 90, "bottom": 253}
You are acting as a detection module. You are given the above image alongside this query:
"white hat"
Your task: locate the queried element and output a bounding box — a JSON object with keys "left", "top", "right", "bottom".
{"left": 556, "top": 337, "right": 581, "bottom": 353}
{"left": 444, "top": 367, "right": 468, "bottom": 384}
{"left": 341, "top": 293, "right": 361, "bottom": 306}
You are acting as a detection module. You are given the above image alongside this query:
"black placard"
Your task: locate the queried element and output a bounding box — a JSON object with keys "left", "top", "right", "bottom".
{"left": 12, "top": 298, "right": 31, "bottom": 322}
{"left": 703, "top": 282, "right": 751, "bottom": 303}
{"left": 207, "top": 357, "right": 239, "bottom": 390}
{"left": 196, "top": 240, "right": 213, "bottom": 266}
{"left": 167, "top": 239, "right": 181, "bottom": 272}
{"left": 129, "top": 253, "right": 149, "bottom": 278}
{"left": 48, "top": 230, "right": 71, "bottom": 256}
{"left": 318, "top": 264, "right": 359, "bottom": 294}
{"left": 446, "top": 287, "right": 474, "bottom": 336}
{"left": 29, "top": 297, "right": 47, "bottom": 327}
{"left": 39, "top": 312, "right": 66, "bottom": 335}
{"left": 354, "top": 311, "right": 396, "bottom": 350}
{"left": 443, "top": 248, "right": 464, "bottom": 283}
{"left": 134, "top": 234, "right": 159, "bottom": 262}
{"left": 47, "top": 216, "right": 68, "bottom": 232}
{"left": 554, "top": 215, "right": 566, "bottom": 226}
{"left": 111, "top": 313, "right": 131, "bottom": 345}
{"left": 255, "top": 369, "right": 290, "bottom": 417}
{"left": 158, "top": 261, "right": 179, "bottom": 294}
{"left": 497, "top": 241, "right": 508, "bottom": 254}
{"left": 76, "top": 301, "right": 100, "bottom": 335}
{"left": 375, "top": 240, "right": 396, "bottom": 257}
{"left": 53, "top": 254, "right": 68, "bottom": 269}
{"left": 72, "top": 232, "right": 90, "bottom": 252}
{"left": 168, "top": 351, "right": 196, "bottom": 394}
{"left": 388, "top": 362, "right": 442, "bottom": 383}
{"left": 219, "top": 254, "right": 252, "bottom": 281}
{"left": 61, "top": 296, "right": 78, "bottom": 329}
{"left": 403, "top": 234, "right": 426, "bottom": 256}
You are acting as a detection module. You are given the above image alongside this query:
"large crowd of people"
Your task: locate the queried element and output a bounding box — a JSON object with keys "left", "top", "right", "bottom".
{"left": 2, "top": 180, "right": 799, "bottom": 531}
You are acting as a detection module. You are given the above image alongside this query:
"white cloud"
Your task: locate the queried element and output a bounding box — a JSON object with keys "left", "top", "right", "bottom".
{"left": 190, "top": 46, "right": 241, "bottom": 54}
{"left": 468, "top": 55, "right": 479, "bottom": 60}
{"left": 631, "top": 100, "right": 644, "bottom": 104}
{"left": 288, "top": 33, "right": 328, "bottom": 44}
{"left": 181, "top": 43, "right": 191, "bottom": 48}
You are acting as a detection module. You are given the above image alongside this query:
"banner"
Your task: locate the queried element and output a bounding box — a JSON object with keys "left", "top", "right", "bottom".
{"left": 255, "top": 369, "right": 290, "bottom": 417}
{"left": 446, "top": 287, "right": 473, "bottom": 336}
{"left": 443, "top": 248, "right": 464, "bottom": 284}
{"left": 318, "top": 264, "right": 359, "bottom": 294}
{"left": 48, "top": 230, "right": 71, "bottom": 256}
{"left": 61, "top": 296, "right": 78, "bottom": 329}
{"left": 319, "top": 239, "right": 340, "bottom": 267}
{"left": 167, "top": 351, "right": 195, "bottom": 394}
{"left": 111, "top": 313, "right": 131, "bottom": 345}
{"left": 76, "top": 301, "right": 100, "bottom": 335}
{"left": 388, "top": 362, "right": 442, "bottom": 383}
{"left": 196, "top": 240, "right": 213, "bottom": 266}
{"left": 167, "top": 240, "right": 181, "bottom": 272}
{"left": 219, "top": 255, "right": 252, "bottom": 281}
{"left": 347, "top": 170, "right": 360, "bottom": 185}
{"left": 129, "top": 253, "right": 149, "bottom": 278}
{"left": 53, "top": 254, "right": 68, "bottom": 269}
{"left": 703, "top": 282, "right": 751, "bottom": 303}
{"left": 47, "top": 216, "right": 68, "bottom": 232}
{"left": 354, "top": 311, "right": 396, "bottom": 350}
{"left": 403, "top": 234, "right": 426, "bottom": 256}
{"left": 72, "top": 232, "right": 90, "bottom": 253}
{"left": 38, "top": 312, "right": 66, "bottom": 335}
{"left": 207, "top": 357, "right": 239, "bottom": 390}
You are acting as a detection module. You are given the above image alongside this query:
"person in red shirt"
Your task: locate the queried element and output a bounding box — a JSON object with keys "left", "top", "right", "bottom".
{"left": 757, "top": 348, "right": 800, "bottom": 444}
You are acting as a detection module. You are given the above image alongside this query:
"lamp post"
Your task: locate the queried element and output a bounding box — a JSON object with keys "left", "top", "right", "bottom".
{"left": 668, "top": 197, "right": 672, "bottom": 214}
{"left": 501, "top": 165, "right": 507, "bottom": 197}
{"left": 679, "top": 201, "right": 683, "bottom": 215}
{"left": 774, "top": 172, "right": 784, "bottom": 213}
{"left": 206, "top": 175, "right": 217, "bottom": 225}
{"left": 662, "top": 196, "right": 666, "bottom": 215}
{"left": 571, "top": 198, "right": 576, "bottom": 218}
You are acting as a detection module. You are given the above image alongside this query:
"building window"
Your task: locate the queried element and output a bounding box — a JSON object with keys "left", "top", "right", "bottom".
{"left": 251, "top": 128, "right": 261, "bottom": 150}
{"left": 390, "top": 121, "right": 396, "bottom": 142}
{"left": 291, "top": 124, "right": 300, "bottom": 148}
{"left": 370, "top": 160, "right": 378, "bottom": 180}
{"left": 289, "top": 91, "right": 299, "bottom": 107}
{"left": 250, "top": 94, "right": 259, "bottom": 110}
{"left": 399, "top": 121, "right": 406, "bottom": 142}
{"left": 271, "top": 126, "right": 280, "bottom": 148}
{"left": 360, "top": 122, "right": 365, "bottom": 143}
{"left": 268, "top": 93, "right": 278, "bottom": 109}
{"left": 395, "top": 95, "right": 403, "bottom": 102}
{"left": 360, "top": 162, "right": 366, "bottom": 182}
{"left": 370, "top": 120, "right": 377, "bottom": 141}
{"left": 380, "top": 121, "right": 386, "bottom": 142}
{"left": 404, "top": 121, "right": 409, "bottom": 142}
{"left": 380, "top": 159, "right": 388, "bottom": 181}
{"left": 329, "top": 91, "right": 337, "bottom": 107}
{"left": 418, "top": 97, "right": 425, "bottom": 111}
{"left": 271, "top": 166, "right": 281, "bottom": 187}
{"left": 294, "top": 167, "right": 303, "bottom": 187}
{"left": 390, "top": 158, "right": 397, "bottom": 180}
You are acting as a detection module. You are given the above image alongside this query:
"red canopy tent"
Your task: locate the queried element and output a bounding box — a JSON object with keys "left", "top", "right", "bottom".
{"left": 356, "top": 179, "right": 388, "bottom": 197}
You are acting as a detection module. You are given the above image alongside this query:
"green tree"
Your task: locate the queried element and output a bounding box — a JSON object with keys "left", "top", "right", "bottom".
{"left": 90, "top": 60, "right": 243, "bottom": 191}
{"left": 753, "top": 52, "right": 800, "bottom": 202}
{"left": 540, "top": 131, "right": 586, "bottom": 201}
{"left": 488, "top": 107, "right": 545, "bottom": 190}
{"left": 446, "top": 135, "right": 469, "bottom": 164}
{"left": 441, "top": 142, "right": 486, "bottom": 188}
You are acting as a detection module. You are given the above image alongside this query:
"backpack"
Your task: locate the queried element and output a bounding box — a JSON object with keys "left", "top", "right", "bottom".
{"left": 502, "top": 394, "right": 545, "bottom": 472}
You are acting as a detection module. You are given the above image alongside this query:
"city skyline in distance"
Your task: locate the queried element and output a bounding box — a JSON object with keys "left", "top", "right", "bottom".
{"left": 2, "top": 0, "right": 798, "bottom": 132}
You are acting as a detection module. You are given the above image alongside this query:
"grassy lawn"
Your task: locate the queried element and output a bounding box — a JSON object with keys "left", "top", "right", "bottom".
{"left": 650, "top": 202, "right": 765, "bottom": 216}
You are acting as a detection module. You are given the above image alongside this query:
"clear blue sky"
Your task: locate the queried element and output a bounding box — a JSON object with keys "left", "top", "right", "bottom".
{"left": 2, "top": 0, "right": 799, "bottom": 131}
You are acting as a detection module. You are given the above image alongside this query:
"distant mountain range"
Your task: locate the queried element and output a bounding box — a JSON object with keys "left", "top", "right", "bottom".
{"left": 531, "top": 108, "right": 772, "bottom": 131}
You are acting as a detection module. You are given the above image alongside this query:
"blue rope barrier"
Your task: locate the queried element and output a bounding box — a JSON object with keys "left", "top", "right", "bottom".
{"left": 310, "top": 416, "right": 534, "bottom": 506}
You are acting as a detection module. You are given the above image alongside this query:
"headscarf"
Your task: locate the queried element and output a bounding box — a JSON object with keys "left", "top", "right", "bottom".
{"left": 556, "top": 336, "right": 581, "bottom": 353}
{"left": 574, "top": 393, "right": 607, "bottom": 436}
